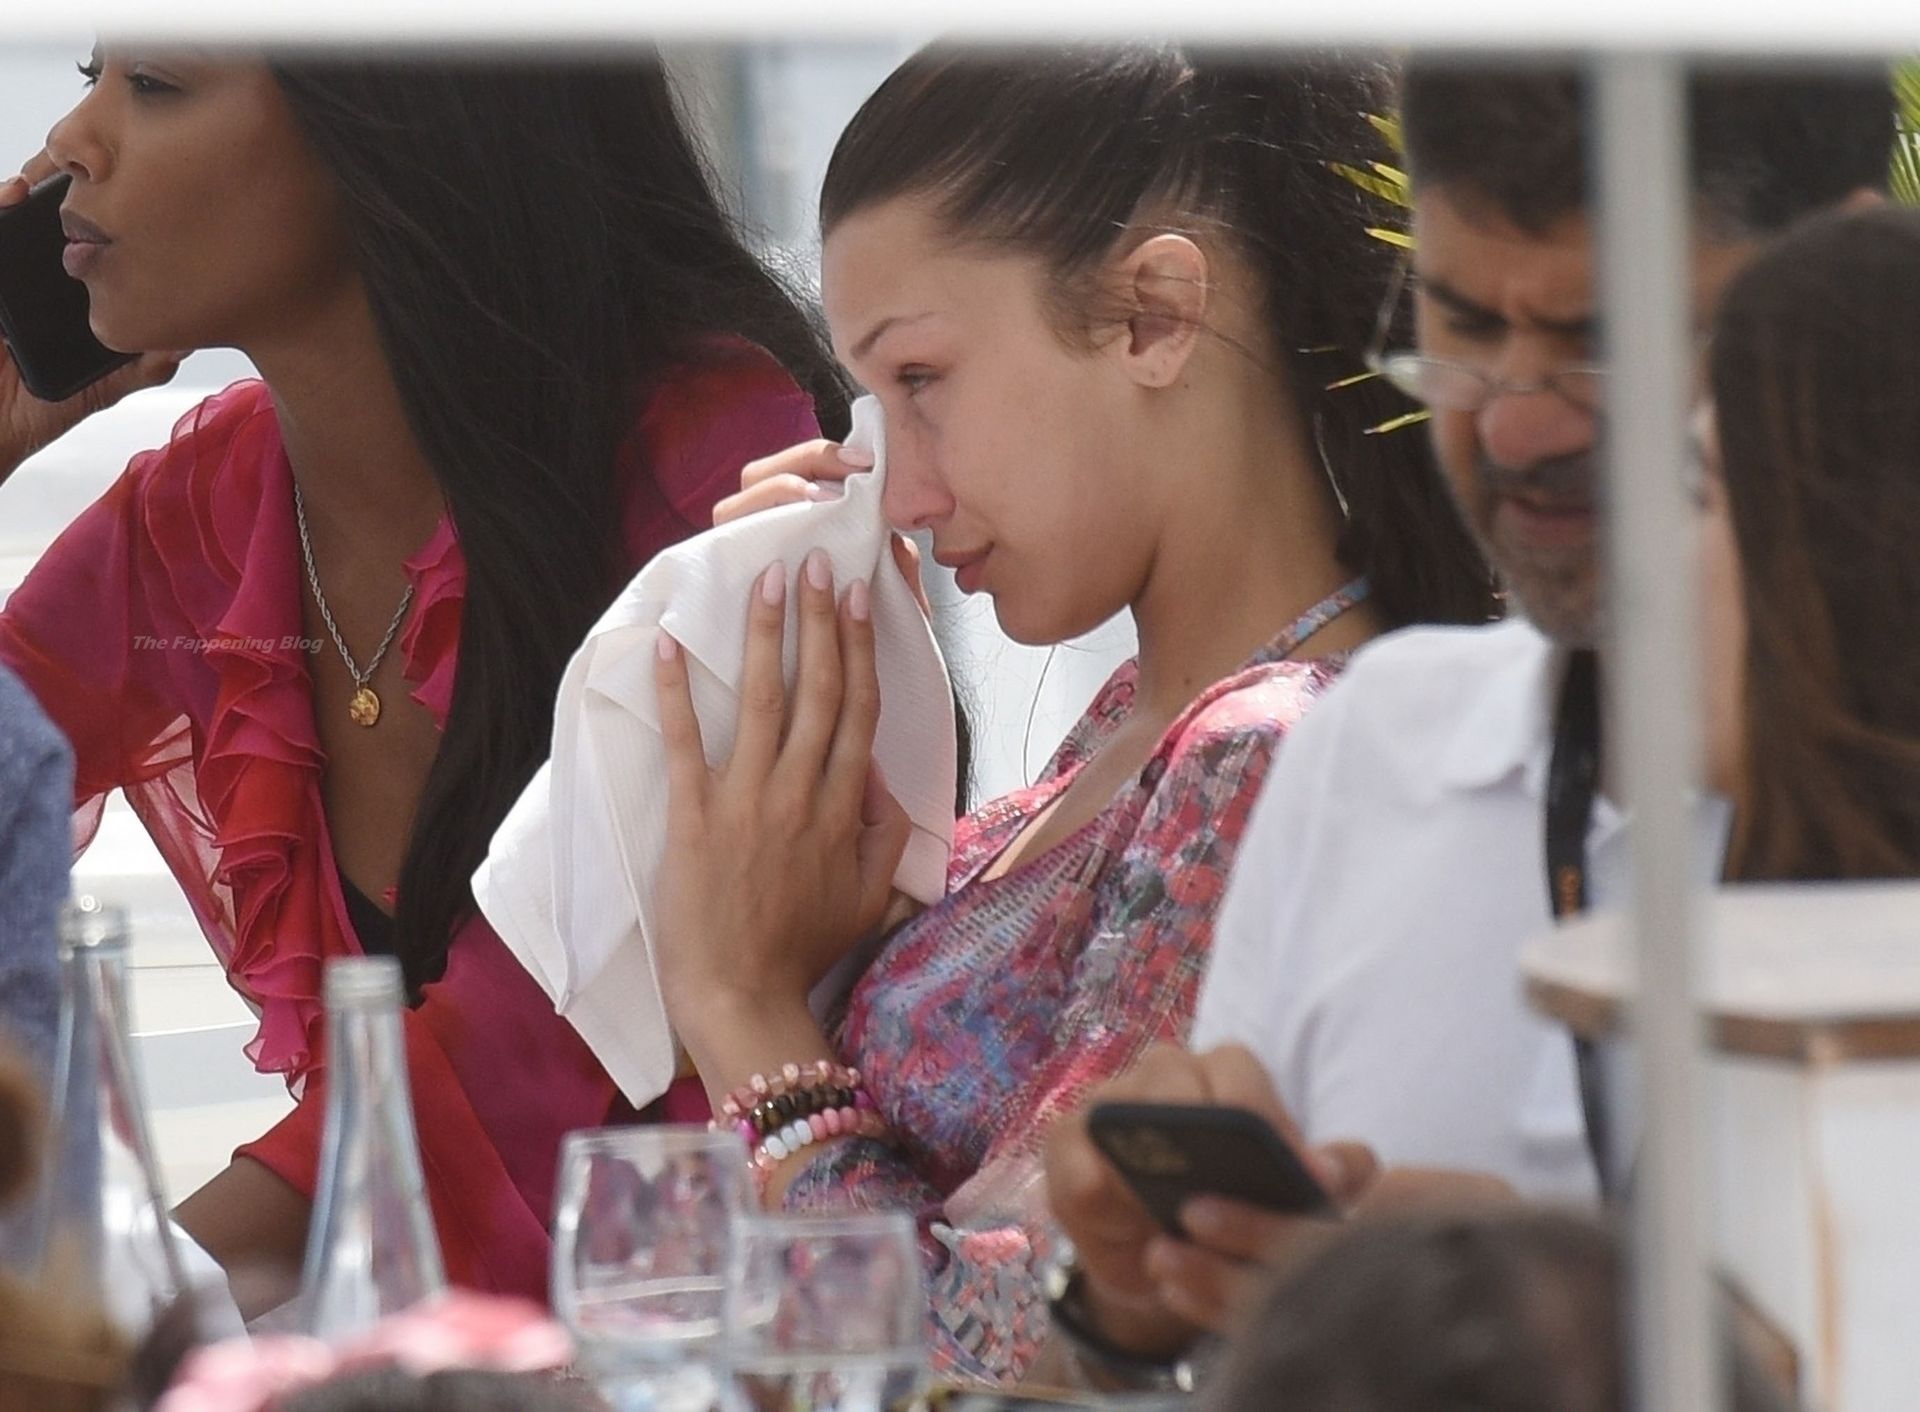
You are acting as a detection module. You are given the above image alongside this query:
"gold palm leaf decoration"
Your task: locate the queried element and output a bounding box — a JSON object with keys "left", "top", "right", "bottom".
{"left": 1894, "top": 62, "right": 1920, "bottom": 205}
{"left": 1326, "top": 112, "right": 1425, "bottom": 433}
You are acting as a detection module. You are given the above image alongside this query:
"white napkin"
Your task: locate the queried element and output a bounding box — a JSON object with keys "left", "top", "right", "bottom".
{"left": 473, "top": 397, "right": 956, "bottom": 1106}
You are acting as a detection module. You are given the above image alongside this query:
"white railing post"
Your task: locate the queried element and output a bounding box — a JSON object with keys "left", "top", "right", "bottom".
{"left": 1593, "top": 51, "right": 1720, "bottom": 1412}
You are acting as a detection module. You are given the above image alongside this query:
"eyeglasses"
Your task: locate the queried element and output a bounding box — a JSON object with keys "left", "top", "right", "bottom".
{"left": 1368, "top": 351, "right": 1609, "bottom": 414}
{"left": 1363, "top": 259, "right": 1608, "bottom": 415}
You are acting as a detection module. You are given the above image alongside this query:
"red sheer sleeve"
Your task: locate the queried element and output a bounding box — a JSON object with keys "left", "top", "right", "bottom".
{"left": 0, "top": 455, "right": 190, "bottom": 842}
{"left": 0, "top": 384, "right": 295, "bottom": 856}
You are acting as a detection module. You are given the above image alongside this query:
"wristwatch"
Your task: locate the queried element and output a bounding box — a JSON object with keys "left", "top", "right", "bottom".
{"left": 1041, "top": 1249, "right": 1209, "bottom": 1395}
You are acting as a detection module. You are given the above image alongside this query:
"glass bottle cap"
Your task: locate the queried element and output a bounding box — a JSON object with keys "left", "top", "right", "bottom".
{"left": 323, "top": 955, "right": 404, "bottom": 1011}
{"left": 57, "top": 895, "right": 131, "bottom": 955}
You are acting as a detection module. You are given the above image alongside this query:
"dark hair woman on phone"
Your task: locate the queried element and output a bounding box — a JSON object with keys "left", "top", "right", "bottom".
{"left": 0, "top": 50, "right": 842, "bottom": 1311}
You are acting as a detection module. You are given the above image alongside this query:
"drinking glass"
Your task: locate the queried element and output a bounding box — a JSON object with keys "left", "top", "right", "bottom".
{"left": 722, "top": 1211, "right": 927, "bottom": 1412}
{"left": 552, "top": 1126, "right": 750, "bottom": 1412}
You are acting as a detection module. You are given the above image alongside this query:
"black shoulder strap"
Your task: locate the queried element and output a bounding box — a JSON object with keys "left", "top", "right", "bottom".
{"left": 1544, "top": 648, "right": 1615, "bottom": 1199}
{"left": 1546, "top": 649, "right": 1602, "bottom": 918}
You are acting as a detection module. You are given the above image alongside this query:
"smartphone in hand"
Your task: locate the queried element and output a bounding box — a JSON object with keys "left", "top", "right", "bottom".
{"left": 0, "top": 172, "right": 136, "bottom": 403}
{"left": 1087, "top": 1101, "right": 1335, "bottom": 1238}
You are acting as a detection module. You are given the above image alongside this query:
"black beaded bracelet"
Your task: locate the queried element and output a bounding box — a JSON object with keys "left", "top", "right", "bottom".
{"left": 747, "top": 1081, "right": 857, "bottom": 1138}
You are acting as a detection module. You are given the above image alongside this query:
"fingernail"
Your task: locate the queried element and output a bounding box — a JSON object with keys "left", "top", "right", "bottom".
{"left": 806, "top": 482, "right": 833, "bottom": 501}
{"left": 760, "top": 562, "right": 786, "bottom": 605}
{"left": 656, "top": 633, "right": 678, "bottom": 662}
{"left": 848, "top": 577, "right": 871, "bottom": 622}
{"left": 836, "top": 444, "right": 875, "bottom": 468}
{"left": 805, "top": 548, "right": 832, "bottom": 592}
{"left": 1144, "top": 1237, "right": 1179, "bottom": 1280}
{"left": 1180, "top": 1197, "right": 1223, "bottom": 1238}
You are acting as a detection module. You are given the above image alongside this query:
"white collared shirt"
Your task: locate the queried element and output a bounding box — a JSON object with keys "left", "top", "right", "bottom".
{"left": 1192, "top": 617, "right": 1728, "bottom": 1203}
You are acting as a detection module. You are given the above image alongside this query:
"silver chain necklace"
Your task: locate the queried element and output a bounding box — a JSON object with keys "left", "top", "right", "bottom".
{"left": 293, "top": 480, "right": 416, "bottom": 728}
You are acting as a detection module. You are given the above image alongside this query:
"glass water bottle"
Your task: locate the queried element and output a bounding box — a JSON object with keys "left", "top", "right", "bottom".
{"left": 37, "top": 896, "right": 187, "bottom": 1331}
{"left": 298, "top": 955, "right": 446, "bottom": 1338}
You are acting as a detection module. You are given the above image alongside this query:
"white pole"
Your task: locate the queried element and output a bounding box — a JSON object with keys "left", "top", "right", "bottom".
{"left": 1593, "top": 52, "right": 1719, "bottom": 1412}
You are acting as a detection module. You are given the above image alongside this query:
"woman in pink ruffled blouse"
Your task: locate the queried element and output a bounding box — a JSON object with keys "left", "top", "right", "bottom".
{"left": 0, "top": 50, "right": 838, "bottom": 1307}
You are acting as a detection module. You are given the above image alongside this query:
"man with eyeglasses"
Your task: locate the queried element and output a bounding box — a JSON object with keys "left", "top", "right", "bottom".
{"left": 1038, "top": 62, "right": 1893, "bottom": 1383}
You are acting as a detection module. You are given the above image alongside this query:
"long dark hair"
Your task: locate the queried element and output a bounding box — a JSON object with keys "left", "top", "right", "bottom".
{"left": 269, "top": 55, "right": 847, "bottom": 990}
{"left": 820, "top": 45, "right": 1498, "bottom": 630}
{"left": 1711, "top": 205, "right": 1920, "bottom": 882}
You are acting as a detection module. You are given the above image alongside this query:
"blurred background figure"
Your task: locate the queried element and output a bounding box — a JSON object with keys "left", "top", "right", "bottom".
{"left": 0, "top": 661, "right": 69, "bottom": 1079}
{"left": 1199, "top": 1210, "right": 1796, "bottom": 1412}
{"left": 0, "top": 1040, "right": 128, "bottom": 1412}
{"left": 272, "top": 1371, "right": 607, "bottom": 1412}
{"left": 0, "top": 657, "right": 72, "bottom": 1270}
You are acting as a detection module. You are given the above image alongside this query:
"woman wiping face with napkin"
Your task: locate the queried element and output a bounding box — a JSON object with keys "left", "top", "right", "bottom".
{"left": 647, "top": 44, "right": 1499, "bottom": 1385}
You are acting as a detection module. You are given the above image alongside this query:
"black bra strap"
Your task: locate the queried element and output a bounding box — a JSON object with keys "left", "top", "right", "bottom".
{"left": 339, "top": 871, "right": 398, "bottom": 959}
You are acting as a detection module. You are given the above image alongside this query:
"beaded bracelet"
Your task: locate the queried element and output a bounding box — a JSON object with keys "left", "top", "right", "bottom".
{"left": 709, "top": 1060, "right": 891, "bottom": 1176}
{"left": 718, "top": 1061, "right": 861, "bottom": 1142}
{"left": 714, "top": 1060, "right": 860, "bottom": 1136}
{"left": 749, "top": 1092, "right": 887, "bottom": 1173}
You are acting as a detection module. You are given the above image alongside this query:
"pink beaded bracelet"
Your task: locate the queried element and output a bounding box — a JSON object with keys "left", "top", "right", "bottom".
{"left": 706, "top": 1060, "right": 892, "bottom": 1181}
{"left": 712, "top": 1063, "right": 856, "bottom": 1145}
{"left": 749, "top": 1088, "right": 887, "bottom": 1173}
{"left": 714, "top": 1060, "right": 862, "bottom": 1131}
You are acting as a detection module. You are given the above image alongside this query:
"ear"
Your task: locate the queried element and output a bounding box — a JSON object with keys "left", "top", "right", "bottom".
{"left": 1111, "top": 233, "right": 1209, "bottom": 389}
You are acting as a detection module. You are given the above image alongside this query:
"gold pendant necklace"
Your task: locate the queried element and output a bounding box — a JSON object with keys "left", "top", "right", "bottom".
{"left": 294, "top": 482, "right": 417, "bottom": 728}
{"left": 348, "top": 686, "right": 383, "bottom": 728}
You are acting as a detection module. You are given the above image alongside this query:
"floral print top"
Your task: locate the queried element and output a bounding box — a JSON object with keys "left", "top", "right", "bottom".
{"left": 782, "top": 579, "right": 1369, "bottom": 1383}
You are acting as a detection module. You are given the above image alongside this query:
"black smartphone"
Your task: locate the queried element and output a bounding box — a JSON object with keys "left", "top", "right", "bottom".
{"left": 1087, "top": 1101, "right": 1334, "bottom": 1237}
{"left": 0, "top": 172, "right": 135, "bottom": 403}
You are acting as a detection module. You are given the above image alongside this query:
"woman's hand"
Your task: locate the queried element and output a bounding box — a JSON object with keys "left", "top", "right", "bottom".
{"left": 1044, "top": 1044, "right": 1379, "bottom": 1351}
{"left": 714, "top": 438, "right": 931, "bottom": 618}
{"left": 651, "top": 549, "right": 912, "bottom": 1044}
{"left": 0, "top": 159, "right": 188, "bottom": 479}
{"left": 714, "top": 437, "right": 872, "bottom": 525}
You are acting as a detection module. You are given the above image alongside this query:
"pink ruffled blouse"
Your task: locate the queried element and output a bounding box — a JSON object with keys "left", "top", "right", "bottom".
{"left": 0, "top": 342, "right": 819, "bottom": 1299}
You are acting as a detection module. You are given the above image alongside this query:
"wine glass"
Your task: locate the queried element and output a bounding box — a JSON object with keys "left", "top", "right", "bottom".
{"left": 722, "top": 1211, "right": 927, "bottom": 1412}
{"left": 552, "top": 1125, "right": 750, "bottom": 1412}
